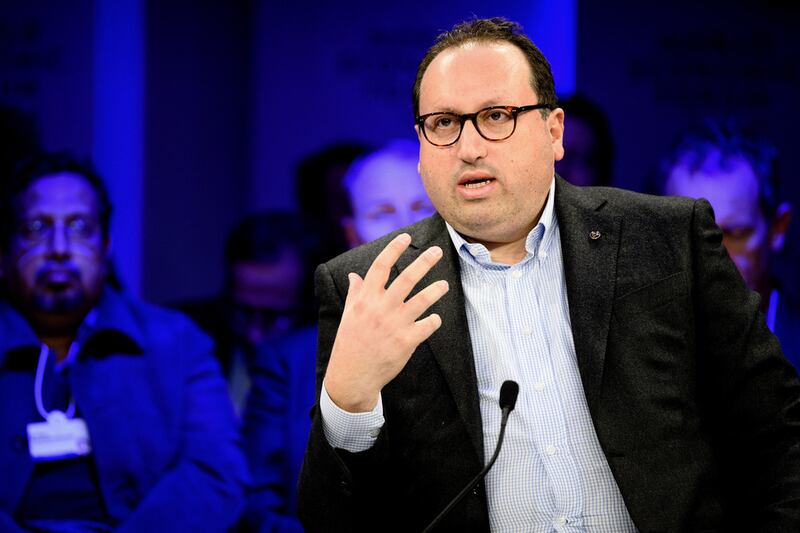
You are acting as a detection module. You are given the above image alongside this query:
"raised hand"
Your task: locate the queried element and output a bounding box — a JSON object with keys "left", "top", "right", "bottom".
{"left": 324, "top": 233, "right": 450, "bottom": 412}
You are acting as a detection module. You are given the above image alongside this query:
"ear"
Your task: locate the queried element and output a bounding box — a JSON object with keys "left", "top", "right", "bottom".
{"left": 769, "top": 202, "right": 792, "bottom": 252}
{"left": 341, "top": 217, "right": 361, "bottom": 249}
{"left": 549, "top": 107, "right": 566, "bottom": 162}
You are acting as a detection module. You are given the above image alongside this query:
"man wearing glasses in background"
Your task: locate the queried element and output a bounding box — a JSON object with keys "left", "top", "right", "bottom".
{"left": 298, "top": 17, "right": 800, "bottom": 532}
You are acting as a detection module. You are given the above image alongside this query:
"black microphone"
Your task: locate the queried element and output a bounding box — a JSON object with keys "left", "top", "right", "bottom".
{"left": 421, "top": 380, "right": 520, "bottom": 533}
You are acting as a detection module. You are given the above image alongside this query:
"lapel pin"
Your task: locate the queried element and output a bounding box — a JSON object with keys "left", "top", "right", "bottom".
{"left": 589, "top": 230, "right": 601, "bottom": 240}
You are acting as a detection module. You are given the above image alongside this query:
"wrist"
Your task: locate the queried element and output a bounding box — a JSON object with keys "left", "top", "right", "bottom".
{"left": 324, "top": 374, "right": 380, "bottom": 413}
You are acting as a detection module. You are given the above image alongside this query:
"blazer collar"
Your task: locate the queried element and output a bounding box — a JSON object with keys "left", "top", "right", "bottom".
{"left": 554, "top": 176, "right": 620, "bottom": 415}
{"left": 397, "top": 214, "right": 485, "bottom": 462}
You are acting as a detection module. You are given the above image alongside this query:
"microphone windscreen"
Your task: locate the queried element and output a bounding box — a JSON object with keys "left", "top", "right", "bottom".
{"left": 499, "top": 380, "right": 519, "bottom": 411}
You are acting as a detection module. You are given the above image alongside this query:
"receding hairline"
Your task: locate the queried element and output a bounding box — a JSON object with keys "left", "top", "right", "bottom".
{"left": 417, "top": 40, "right": 542, "bottom": 109}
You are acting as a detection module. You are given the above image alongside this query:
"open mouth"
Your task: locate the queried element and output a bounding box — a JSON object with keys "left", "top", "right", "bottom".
{"left": 463, "top": 178, "right": 495, "bottom": 189}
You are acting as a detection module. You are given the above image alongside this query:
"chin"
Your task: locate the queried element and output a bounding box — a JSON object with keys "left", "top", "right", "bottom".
{"left": 34, "top": 291, "right": 87, "bottom": 315}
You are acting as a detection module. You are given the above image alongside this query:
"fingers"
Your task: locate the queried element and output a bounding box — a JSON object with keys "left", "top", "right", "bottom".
{"left": 362, "top": 233, "right": 412, "bottom": 292}
{"left": 343, "top": 272, "right": 364, "bottom": 310}
{"left": 409, "top": 313, "right": 443, "bottom": 345}
{"left": 403, "top": 279, "right": 449, "bottom": 320}
{"left": 385, "top": 245, "right": 443, "bottom": 303}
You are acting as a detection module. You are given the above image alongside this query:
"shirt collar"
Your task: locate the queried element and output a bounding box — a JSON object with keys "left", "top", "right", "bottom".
{"left": 445, "top": 176, "right": 557, "bottom": 265}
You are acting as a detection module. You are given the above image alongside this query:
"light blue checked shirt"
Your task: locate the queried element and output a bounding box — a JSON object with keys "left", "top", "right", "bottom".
{"left": 321, "top": 179, "right": 637, "bottom": 532}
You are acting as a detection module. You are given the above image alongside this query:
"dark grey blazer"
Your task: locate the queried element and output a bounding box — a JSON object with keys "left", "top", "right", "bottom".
{"left": 298, "top": 177, "right": 800, "bottom": 532}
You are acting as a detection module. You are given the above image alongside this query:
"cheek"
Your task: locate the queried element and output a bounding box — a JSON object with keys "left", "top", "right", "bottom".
{"left": 72, "top": 243, "right": 108, "bottom": 278}
{"left": 356, "top": 218, "right": 397, "bottom": 242}
{"left": 10, "top": 246, "right": 46, "bottom": 280}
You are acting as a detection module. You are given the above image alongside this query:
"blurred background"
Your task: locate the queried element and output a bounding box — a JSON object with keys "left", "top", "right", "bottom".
{"left": 2, "top": 0, "right": 798, "bottom": 303}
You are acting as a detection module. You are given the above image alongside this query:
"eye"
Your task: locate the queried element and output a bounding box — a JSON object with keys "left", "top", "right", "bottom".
{"left": 18, "top": 218, "right": 48, "bottom": 240}
{"left": 366, "top": 205, "right": 397, "bottom": 220}
{"left": 483, "top": 108, "right": 513, "bottom": 123}
{"left": 68, "top": 216, "right": 98, "bottom": 238}
{"left": 430, "top": 114, "right": 457, "bottom": 130}
{"left": 411, "top": 199, "right": 434, "bottom": 213}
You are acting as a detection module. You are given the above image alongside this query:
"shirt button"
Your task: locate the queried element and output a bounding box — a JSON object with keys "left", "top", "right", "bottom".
{"left": 522, "top": 327, "right": 532, "bottom": 336}
{"left": 512, "top": 270, "right": 523, "bottom": 279}
{"left": 534, "top": 382, "right": 545, "bottom": 392}
{"left": 540, "top": 251, "right": 548, "bottom": 259}
{"left": 554, "top": 516, "right": 567, "bottom": 526}
{"left": 368, "top": 428, "right": 380, "bottom": 438}
{"left": 545, "top": 445, "right": 557, "bottom": 456}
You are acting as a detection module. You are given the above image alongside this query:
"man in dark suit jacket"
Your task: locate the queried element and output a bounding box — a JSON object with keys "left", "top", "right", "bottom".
{"left": 298, "top": 18, "right": 800, "bottom": 532}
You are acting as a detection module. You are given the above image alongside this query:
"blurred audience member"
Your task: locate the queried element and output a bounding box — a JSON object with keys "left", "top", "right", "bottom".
{"left": 555, "top": 94, "right": 614, "bottom": 187}
{"left": 242, "top": 139, "right": 431, "bottom": 532}
{"left": 295, "top": 142, "right": 370, "bottom": 265}
{"left": 661, "top": 121, "right": 798, "bottom": 366}
{"left": 180, "top": 211, "right": 317, "bottom": 414}
{"left": 0, "top": 152, "right": 246, "bottom": 532}
{"left": 341, "top": 138, "right": 435, "bottom": 247}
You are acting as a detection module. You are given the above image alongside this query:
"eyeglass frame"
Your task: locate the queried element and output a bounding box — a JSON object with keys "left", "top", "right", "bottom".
{"left": 415, "top": 103, "right": 556, "bottom": 147}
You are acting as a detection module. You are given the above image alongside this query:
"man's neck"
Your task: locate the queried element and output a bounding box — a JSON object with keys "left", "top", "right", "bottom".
{"left": 484, "top": 237, "right": 530, "bottom": 265}
{"left": 30, "top": 313, "right": 86, "bottom": 363}
{"left": 39, "top": 334, "right": 75, "bottom": 362}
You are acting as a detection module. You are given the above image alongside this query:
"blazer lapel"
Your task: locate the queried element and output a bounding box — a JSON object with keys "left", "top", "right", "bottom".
{"left": 396, "top": 215, "right": 484, "bottom": 463}
{"left": 555, "top": 177, "right": 620, "bottom": 416}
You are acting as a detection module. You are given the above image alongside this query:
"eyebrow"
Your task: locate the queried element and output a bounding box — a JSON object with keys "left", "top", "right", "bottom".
{"left": 420, "top": 99, "right": 508, "bottom": 115}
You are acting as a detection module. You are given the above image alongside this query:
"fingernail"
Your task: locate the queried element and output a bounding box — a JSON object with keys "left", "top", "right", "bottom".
{"left": 428, "top": 246, "right": 442, "bottom": 258}
{"left": 397, "top": 233, "right": 411, "bottom": 244}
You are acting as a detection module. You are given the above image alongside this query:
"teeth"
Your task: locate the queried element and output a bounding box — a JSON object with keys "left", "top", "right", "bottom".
{"left": 464, "top": 180, "right": 491, "bottom": 189}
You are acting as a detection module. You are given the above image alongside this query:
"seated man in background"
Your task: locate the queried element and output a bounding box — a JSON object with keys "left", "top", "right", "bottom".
{"left": 0, "top": 153, "right": 247, "bottom": 532}
{"left": 241, "top": 139, "right": 433, "bottom": 532}
{"left": 180, "top": 211, "right": 317, "bottom": 415}
{"left": 661, "top": 122, "right": 798, "bottom": 367}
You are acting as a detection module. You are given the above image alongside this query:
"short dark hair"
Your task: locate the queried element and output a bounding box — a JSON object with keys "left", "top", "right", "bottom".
{"left": 660, "top": 121, "right": 782, "bottom": 219}
{"left": 0, "top": 152, "right": 112, "bottom": 248}
{"left": 412, "top": 17, "right": 557, "bottom": 119}
{"left": 225, "top": 211, "right": 317, "bottom": 265}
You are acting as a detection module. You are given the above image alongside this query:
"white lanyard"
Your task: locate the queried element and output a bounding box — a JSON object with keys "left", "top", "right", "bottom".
{"left": 34, "top": 344, "right": 77, "bottom": 421}
{"left": 767, "top": 289, "right": 779, "bottom": 334}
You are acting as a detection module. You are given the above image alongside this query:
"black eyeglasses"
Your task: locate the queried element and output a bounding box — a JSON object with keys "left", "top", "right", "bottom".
{"left": 416, "top": 104, "right": 555, "bottom": 147}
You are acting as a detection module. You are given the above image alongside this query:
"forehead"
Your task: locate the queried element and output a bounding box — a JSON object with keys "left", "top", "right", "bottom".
{"left": 667, "top": 154, "right": 762, "bottom": 221}
{"left": 17, "top": 172, "right": 99, "bottom": 217}
{"left": 419, "top": 41, "right": 535, "bottom": 113}
{"left": 349, "top": 155, "right": 425, "bottom": 204}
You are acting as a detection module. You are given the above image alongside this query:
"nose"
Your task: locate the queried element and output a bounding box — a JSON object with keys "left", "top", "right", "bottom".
{"left": 456, "top": 119, "right": 488, "bottom": 163}
{"left": 47, "top": 221, "right": 72, "bottom": 258}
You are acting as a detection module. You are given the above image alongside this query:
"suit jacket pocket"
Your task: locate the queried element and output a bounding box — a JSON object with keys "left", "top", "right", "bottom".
{"left": 613, "top": 271, "right": 689, "bottom": 318}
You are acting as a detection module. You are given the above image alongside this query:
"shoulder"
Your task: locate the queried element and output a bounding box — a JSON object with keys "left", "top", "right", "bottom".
{"left": 557, "top": 178, "right": 707, "bottom": 235}
{"left": 100, "top": 289, "right": 213, "bottom": 352}
{"left": 571, "top": 181, "right": 697, "bottom": 216}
